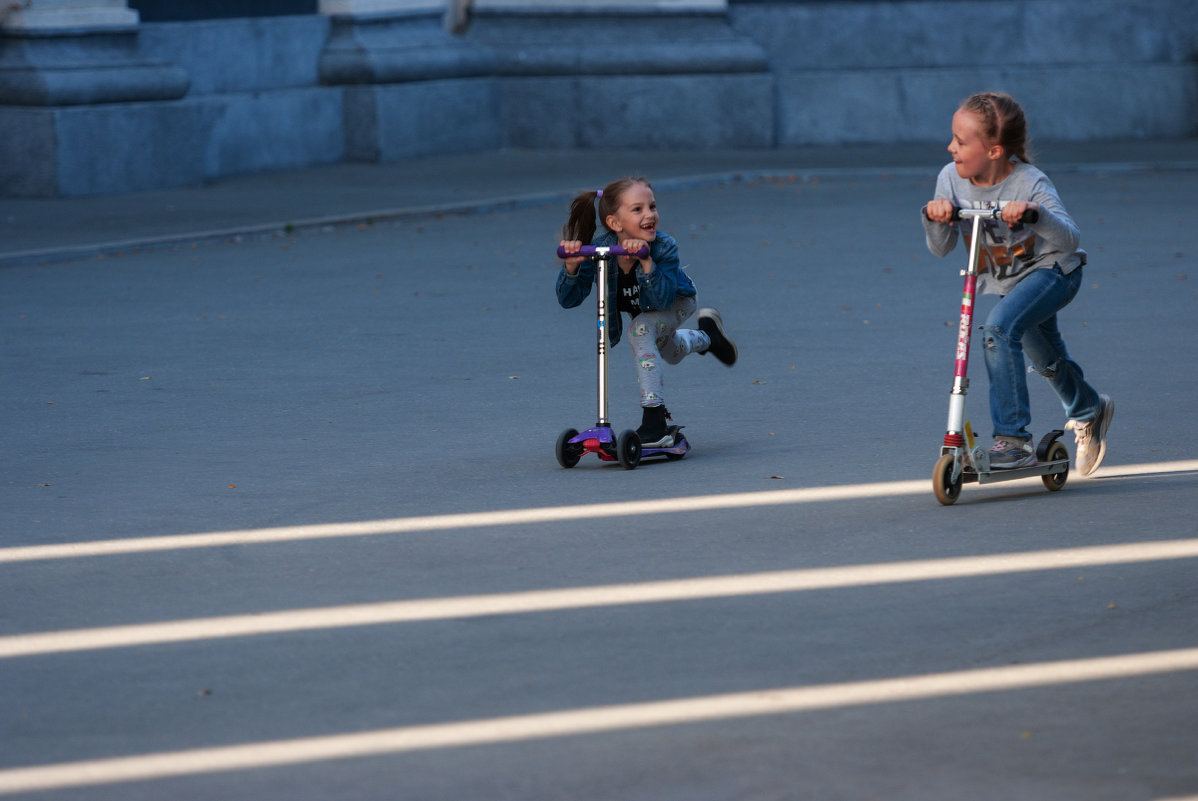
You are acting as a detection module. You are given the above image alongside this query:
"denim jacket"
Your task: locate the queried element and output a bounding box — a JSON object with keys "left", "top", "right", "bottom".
{"left": 555, "top": 230, "right": 696, "bottom": 345}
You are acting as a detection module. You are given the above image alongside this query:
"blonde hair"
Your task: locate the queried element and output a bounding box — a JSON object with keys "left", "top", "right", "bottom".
{"left": 960, "top": 92, "right": 1033, "bottom": 164}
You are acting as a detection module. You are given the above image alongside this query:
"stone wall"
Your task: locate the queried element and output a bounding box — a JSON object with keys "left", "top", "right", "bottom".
{"left": 728, "top": 0, "right": 1198, "bottom": 144}
{"left": 1, "top": 0, "right": 1195, "bottom": 197}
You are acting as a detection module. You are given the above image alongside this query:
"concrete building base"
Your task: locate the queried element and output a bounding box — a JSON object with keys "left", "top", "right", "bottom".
{"left": 0, "top": 87, "right": 344, "bottom": 197}
{"left": 345, "top": 79, "right": 501, "bottom": 162}
{"left": 775, "top": 64, "right": 1198, "bottom": 146}
{"left": 1, "top": 0, "right": 1195, "bottom": 197}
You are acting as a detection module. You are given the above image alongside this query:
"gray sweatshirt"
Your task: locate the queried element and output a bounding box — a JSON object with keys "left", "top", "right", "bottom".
{"left": 922, "top": 160, "right": 1085, "bottom": 295}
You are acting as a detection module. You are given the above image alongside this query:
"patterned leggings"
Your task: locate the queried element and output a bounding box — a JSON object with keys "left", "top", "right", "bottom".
{"left": 625, "top": 296, "right": 710, "bottom": 407}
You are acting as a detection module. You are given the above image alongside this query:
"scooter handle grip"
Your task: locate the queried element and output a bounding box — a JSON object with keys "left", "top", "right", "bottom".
{"left": 557, "top": 244, "right": 650, "bottom": 259}
{"left": 949, "top": 207, "right": 1039, "bottom": 225}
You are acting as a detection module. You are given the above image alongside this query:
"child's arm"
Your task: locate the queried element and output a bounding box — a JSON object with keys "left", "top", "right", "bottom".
{"left": 1018, "top": 177, "right": 1081, "bottom": 254}
{"left": 922, "top": 169, "right": 959, "bottom": 258}
{"left": 559, "top": 239, "right": 587, "bottom": 276}
{"left": 555, "top": 240, "right": 595, "bottom": 309}
{"left": 923, "top": 200, "right": 959, "bottom": 258}
{"left": 615, "top": 238, "right": 653, "bottom": 276}
{"left": 635, "top": 236, "right": 681, "bottom": 309}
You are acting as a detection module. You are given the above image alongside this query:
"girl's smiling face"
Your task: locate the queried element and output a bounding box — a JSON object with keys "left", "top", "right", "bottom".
{"left": 948, "top": 108, "right": 1008, "bottom": 186}
{"left": 605, "top": 182, "right": 658, "bottom": 242}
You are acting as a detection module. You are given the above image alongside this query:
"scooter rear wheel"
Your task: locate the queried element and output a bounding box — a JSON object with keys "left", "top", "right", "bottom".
{"left": 1041, "top": 440, "right": 1069, "bottom": 491}
{"left": 617, "top": 430, "right": 642, "bottom": 470}
{"left": 933, "top": 453, "right": 963, "bottom": 505}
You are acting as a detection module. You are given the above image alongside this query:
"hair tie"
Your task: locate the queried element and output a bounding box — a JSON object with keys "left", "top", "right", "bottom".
{"left": 593, "top": 190, "right": 603, "bottom": 229}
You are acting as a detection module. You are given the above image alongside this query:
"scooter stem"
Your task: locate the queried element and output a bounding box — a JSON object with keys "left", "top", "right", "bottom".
{"left": 596, "top": 252, "right": 611, "bottom": 427}
{"left": 944, "top": 213, "right": 986, "bottom": 448}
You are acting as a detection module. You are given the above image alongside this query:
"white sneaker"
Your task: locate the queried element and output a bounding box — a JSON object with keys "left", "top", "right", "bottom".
{"left": 1067, "top": 394, "right": 1114, "bottom": 476}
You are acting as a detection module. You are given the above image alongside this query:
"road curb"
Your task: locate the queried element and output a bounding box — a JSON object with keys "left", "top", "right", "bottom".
{"left": 5, "top": 160, "right": 1196, "bottom": 269}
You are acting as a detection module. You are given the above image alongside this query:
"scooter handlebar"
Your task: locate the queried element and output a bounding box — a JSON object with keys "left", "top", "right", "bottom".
{"left": 557, "top": 244, "right": 650, "bottom": 260}
{"left": 950, "top": 207, "right": 1039, "bottom": 225}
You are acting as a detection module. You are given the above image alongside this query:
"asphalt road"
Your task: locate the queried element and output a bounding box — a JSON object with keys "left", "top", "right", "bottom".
{"left": 2, "top": 162, "right": 1197, "bottom": 800}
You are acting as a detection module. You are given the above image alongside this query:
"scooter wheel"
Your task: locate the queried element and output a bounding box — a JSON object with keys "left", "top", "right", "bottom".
{"left": 616, "top": 429, "right": 641, "bottom": 470}
{"left": 1041, "top": 440, "right": 1069, "bottom": 492}
{"left": 556, "top": 428, "right": 582, "bottom": 468}
{"left": 933, "top": 453, "right": 962, "bottom": 505}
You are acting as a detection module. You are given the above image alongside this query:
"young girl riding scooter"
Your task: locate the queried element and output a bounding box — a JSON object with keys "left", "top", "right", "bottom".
{"left": 556, "top": 177, "right": 737, "bottom": 447}
{"left": 922, "top": 92, "right": 1113, "bottom": 475}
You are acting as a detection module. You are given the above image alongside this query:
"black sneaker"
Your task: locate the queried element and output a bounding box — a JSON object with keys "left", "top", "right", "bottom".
{"left": 989, "top": 436, "right": 1036, "bottom": 469}
{"left": 697, "top": 308, "right": 737, "bottom": 366}
{"left": 636, "top": 405, "right": 673, "bottom": 448}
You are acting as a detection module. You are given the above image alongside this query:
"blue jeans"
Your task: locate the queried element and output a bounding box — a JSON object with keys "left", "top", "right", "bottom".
{"left": 982, "top": 265, "right": 1100, "bottom": 439}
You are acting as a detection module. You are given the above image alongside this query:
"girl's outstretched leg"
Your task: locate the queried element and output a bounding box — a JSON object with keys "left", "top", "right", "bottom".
{"left": 653, "top": 297, "right": 706, "bottom": 367}
{"left": 1021, "top": 306, "right": 1113, "bottom": 475}
{"left": 1021, "top": 308, "right": 1100, "bottom": 423}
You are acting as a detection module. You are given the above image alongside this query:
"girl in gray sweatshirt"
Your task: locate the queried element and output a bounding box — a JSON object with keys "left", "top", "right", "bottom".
{"left": 922, "top": 92, "right": 1113, "bottom": 475}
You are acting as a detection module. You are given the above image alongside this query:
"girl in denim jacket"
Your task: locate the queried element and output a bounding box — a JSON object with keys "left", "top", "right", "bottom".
{"left": 556, "top": 177, "right": 737, "bottom": 447}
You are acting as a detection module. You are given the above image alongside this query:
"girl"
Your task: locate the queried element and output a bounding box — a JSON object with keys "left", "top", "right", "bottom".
{"left": 556, "top": 177, "right": 737, "bottom": 448}
{"left": 923, "top": 92, "right": 1113, "bottom": 475}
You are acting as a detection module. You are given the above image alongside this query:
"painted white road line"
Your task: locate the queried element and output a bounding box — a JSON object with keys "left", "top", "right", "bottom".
{"left": 0, "top": 480, "right": 928, "bottom": 563}
{"left": 3, "top": 459, "right": 1195, "bottom": 565}
{"left": 1, "top": 646, "right": 1196, "bottom": 795}
{"left": 3, "top": 537, "right": 1197, "bottom": 659}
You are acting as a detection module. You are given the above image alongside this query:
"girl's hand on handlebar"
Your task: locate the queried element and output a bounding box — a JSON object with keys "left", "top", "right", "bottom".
{"left": 618, "top": 238, "right": 652, "bottom": 273}
{"left": 1001, "top": 201, "right": 1039, "bottom": 226}
{"left": 924, "top": 199, "right": 955, "bottom": 224}
{"left": 559, "top": 239, "right": 585, "bottom": 275}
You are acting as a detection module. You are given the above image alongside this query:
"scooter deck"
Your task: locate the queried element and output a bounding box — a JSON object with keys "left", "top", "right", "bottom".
{"left": 966, "top": 458, "right": 1069, "bottom": 485}
{"left": 645, "top": 433, "right": 690, "bottom": 459}
{"left": 569, "top": 425, "right": 690, "bottom": 460}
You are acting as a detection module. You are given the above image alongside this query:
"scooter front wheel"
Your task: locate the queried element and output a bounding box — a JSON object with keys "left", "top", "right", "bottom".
{"left": 617, "top": 430, "right": 642, "bottom": 470}
{"left": 556, "top": 428, "right": 582, "bottom": 468}
{"left": 933, "top": 453, "right": 963, "bottom": 505}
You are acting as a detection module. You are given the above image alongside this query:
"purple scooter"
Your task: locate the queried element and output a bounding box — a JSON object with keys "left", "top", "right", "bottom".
{"left": 555, "top": 244, "right": 691, "bottom": 470}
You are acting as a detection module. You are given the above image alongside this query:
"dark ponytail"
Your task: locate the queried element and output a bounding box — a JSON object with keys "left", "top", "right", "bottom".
{"left": 563, "top": 190, "right": 599, "bottom": 244}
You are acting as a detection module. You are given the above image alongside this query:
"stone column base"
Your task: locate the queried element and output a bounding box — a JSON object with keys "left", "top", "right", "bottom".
{"left": 319, "top": 10, "right": 493, "bottom": 85}
{"left": 1, "top": 30, "right": 188, "bottom": 105}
